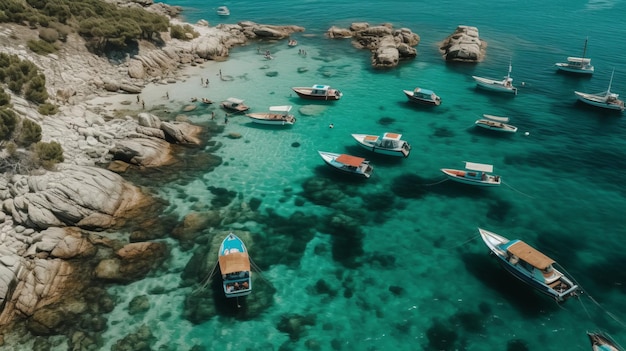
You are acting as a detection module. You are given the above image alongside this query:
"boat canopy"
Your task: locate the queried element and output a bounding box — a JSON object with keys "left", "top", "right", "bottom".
{"left": 382, "top": 132, "right": 402, "bottom": 141}
{"left": 269, "top": 105, "right": 293, "bottom": 113}
{"left": 219, "top": 252, "right": 250, "bottom": 275}
{"left": 464, "top": 162, "right": 493, "bottom": 173}
{"left": 414, "top": 88, "right": 434, "bottom": 95}
{"left": 567, "top": 57, "right": 591, "bottom": 64}
{"left": 483, "top": 114, "right": 509, "bottom": 122}
{"left": 312, "top": 84, "right": 330, "bottom": 90}
{"left": 226, "top": 97, "right": 244, "bottom": 104}
{"left": 336, "top": 154, "right": 365, "bottom": 167}
{"left": 506, "top": 240, "right": 555, "bottom": 270}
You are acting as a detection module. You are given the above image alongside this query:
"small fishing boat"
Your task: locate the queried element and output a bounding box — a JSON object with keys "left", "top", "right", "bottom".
{"left": 351, "top": 132, "right": 411, "bottom": 157}
{"left": 318, "top": 151, "right": 373, "bottom": 178}
{"left": 246, "top": 105, "right": 295, "bottom": 125}
{"left": 472, "top": 63, "right": 518, "bottom": 95}
{"left": 555, "top": 38, "right": 594, "bottom": 75}
{"left": 220, "top": 97, "right": 250, "bottom": 113}
{"left": 201, "top": 98, "right": 213, "bottom": 105}
{"left": 441, "top": 162, "right": 501, "bottom": 187}
{"left": 288, "top": 39, "right": 298, "bottom": 47}
{"left": 292, "top": 84, "right": 343, "bottom": 100}
{"left": 588, "top": 332, "right": 622, "bottom": 351}
{"left": 219, "top": 232, "right": 252, "bottom": 298}
{"left": 474, "top": 114, "right": 518, "bottom": 133}
{"left": 479, "top": 228, "right": 580, "bottom": 302}
{"left": 216, "top": 6, "right": 230, "bottom": 16}
{"left": 575, "top": 69, "right": 625, "bottom": 112}
{"left": 403, "top": 87, "right": 441, "bottom": 106}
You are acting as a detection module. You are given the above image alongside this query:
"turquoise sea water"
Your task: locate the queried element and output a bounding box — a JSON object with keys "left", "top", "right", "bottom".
{"left": 100, "top": 1, "right": 626, "bottom": 350}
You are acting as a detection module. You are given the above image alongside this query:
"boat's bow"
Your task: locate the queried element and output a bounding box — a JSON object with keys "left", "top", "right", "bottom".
{"left": 478, "top": 228, "right": 509, "bottom": 257}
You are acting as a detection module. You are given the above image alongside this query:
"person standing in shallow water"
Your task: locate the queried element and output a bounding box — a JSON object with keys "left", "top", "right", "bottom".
{"left": 224, "top": 115, "right": 228, "bottom": 124}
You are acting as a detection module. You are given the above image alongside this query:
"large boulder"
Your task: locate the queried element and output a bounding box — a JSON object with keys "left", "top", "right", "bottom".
{"left": 1, "top": 165, "right": 150, "bottom": 230}
{"left": 439, "top": 25, "right": 485, "bottom": 62}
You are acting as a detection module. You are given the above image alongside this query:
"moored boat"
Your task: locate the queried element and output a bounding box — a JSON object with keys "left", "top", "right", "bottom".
{"left": 555, "top": 38, "right": 594, "bottom": 75}
{"left": 292, "top": 84, "right": 342, "bottom": 100}
{"left": 474, "top": 114, "right": 518, "bottom": 133}
{"left": 574, "top": 69, "right": 625, "bottom": 112}
{"left": 219, "top": 232, "right": 252, "bottom": 298}
{"left": 403, "top": 87, "right": 441, "bottom": 106}
{"left": 216, "top": 6, "right": 230, "bottom": 16}
{"left": 246, "top": 105, "right": 295, "bottom": 125}
{"left": 318, "top": 151, "right": 373, "bottom": 178}
{"left": 588, "top": 332, "right": 622, "bottom": 351}
{"left": 441, "top": 162, "right": 501, "bottom": 187}
{"left": 472, "top": 63, "right": 518, "bottom": 95}
{"left": 351, "top": 132, "right": 411, "bottom": 157}
{"left": 220, "top": 97, "right": 250, "bottom": 113}
{"left": 479, "top": 228, "right": 580, "bottom": 302}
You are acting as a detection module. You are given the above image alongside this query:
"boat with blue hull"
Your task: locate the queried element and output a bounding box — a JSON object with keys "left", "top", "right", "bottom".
{"left": 588, "top": 332, "right": 622, "bottom": 351}
{"left": 479, "top": 228, "right": 580, "bottom": 302}
{"left": 219, "top": 233, "right": 252, "bottom": 298}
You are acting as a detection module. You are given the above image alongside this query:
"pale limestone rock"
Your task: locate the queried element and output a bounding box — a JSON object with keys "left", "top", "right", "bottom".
{"left": 439, "top": 25, "right": 485, "bottom": 62}
{"left": 127, "top": 59, "right": 145, "bottom": 79}
{"left": 111, "top": 137, "right": 173, "bottom": 167}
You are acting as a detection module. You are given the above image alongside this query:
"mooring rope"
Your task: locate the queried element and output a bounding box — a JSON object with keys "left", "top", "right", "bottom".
{"left": 250, "top": 257, "right": 272, "bottom": 285}
{"left": 502, "top": 181, "right": 535, "bottom": 199}
{"left": 195, "top": 260, "right": 219, "bottom": 293}
{"left": 421, "top": 177, "right": 449, "bottom": 186}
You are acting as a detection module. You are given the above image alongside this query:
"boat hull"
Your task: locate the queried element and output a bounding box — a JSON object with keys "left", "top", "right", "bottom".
{"left": 292, "top": 87, "right": 342, "bottom": 100}
{"left": 219, "top": 233, "right": 252, "bottom": 298}
{"left": 472, "top": 76, "right": 517, "bottom": 94}
{"left": 574, "top": 91, "right": 625, "bottom": 111}
{"left": 588, "top": 332, "right": 621, "bottom": 351}
{"left": 318, "top": 151, "right": 372, "bottom": 178}
{"left": 403, "top": 90, "right": 441, "bottom": 106}
{"left": 474, "top": 119, "right": 518, "bottom": 133}
{"left": 441, "top": 169, "right": 501, "bottom": 187}
{"left": 351, "top": 134, "right": 410, "bottom": 157}
{"left": 555, "top": 63, "right": 594, "bottom": 75}
{"left": 246, "top": 113, "right": 295, "bottom": 125}
{"left": 479, "top": 228, "right": 579, "bottom": 302}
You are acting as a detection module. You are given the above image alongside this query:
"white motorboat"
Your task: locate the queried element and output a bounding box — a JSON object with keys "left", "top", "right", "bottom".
{"left": 246, "top": 105, "right": 295, "bottom": 125}
{"left": 441, "top": 162, "right": 501, "bottom": 187}
{"left": 351, "top": 132, "right": 411, "bottom": 157}
{"left": 318, "top": 151, "right": 373, "bottom": 178}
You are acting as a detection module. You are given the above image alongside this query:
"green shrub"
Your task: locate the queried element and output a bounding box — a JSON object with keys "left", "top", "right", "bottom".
{"left": 170, "top": 24, "right": 198, "bottom": 40}
{"left": 38, "top": 102, "right": 58, "bottom": 115}
{"left": 27, "top": 39, "right": 58, "bottom": 55}
{"left": 0, "top": 108, "right": 18, "bottom": 140}
{"left": 39, "top": 27, "right": 59, "bottom": 43}
{"left": 17, "top": 119, "right": 42, "bottom": 146}
{"left": 0, "top": 89, "right": 10, "bottom": 107}
{"left": 24, "top": 74, "right": 48, "bottom": 104}
{"left": 33, "top": 141, "right": 64, "bottom": 169}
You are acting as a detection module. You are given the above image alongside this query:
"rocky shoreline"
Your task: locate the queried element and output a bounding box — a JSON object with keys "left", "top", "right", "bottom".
{"left": 0, "top": 2, "right": 307, "bottom": 344}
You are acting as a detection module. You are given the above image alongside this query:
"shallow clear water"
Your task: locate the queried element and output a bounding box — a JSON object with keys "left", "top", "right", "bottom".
{"left": 97, "top": 1, "right": 626, "bottom": 349}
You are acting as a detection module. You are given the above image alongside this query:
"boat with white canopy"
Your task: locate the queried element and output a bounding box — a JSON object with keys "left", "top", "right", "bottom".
{"left": 441, "top": 162, "right": 501, "bottom": 187}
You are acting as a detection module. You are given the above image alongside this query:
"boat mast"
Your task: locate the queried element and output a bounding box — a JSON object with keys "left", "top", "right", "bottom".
{"left": 607, "top": 68, "right": 615, "bottom": 97}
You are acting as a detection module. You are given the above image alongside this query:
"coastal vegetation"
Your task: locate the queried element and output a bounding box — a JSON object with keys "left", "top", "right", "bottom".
{"left": 0, "top": 0, "right": 170, "bottom": 54}
{"left": 0, "top": 52, "right": 62, "bottom": 172}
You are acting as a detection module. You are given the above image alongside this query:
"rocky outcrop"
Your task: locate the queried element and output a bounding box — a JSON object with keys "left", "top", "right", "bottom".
{"left": 0, "top": 165, "right": 151, "bottom": 230}
{"left": 439, "top": 25, "right": 486, "bottom": 62}
{"left": 326, "top": 22, "right": 420, "bottom": 68}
